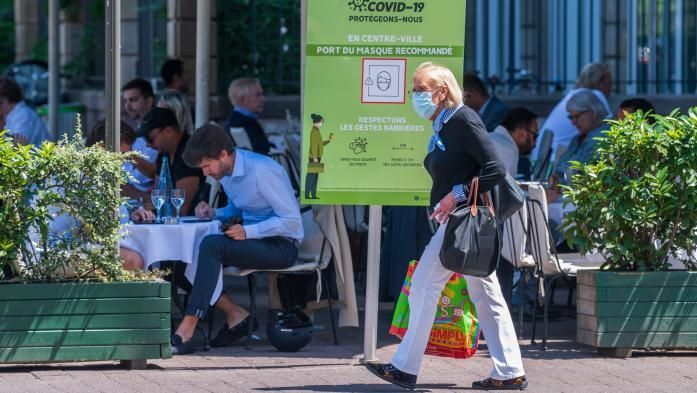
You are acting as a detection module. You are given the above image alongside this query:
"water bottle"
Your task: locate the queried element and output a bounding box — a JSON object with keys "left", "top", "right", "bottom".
{"left": 157, "top": 155, "right": 174, "bottom": 219}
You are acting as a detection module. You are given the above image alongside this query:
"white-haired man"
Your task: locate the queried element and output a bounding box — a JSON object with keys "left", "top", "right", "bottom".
{"left": 223, "top": 78, "right": 271, "bottom": 155}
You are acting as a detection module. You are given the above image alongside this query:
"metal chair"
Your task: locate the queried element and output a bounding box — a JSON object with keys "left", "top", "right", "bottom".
{"left": 222, "top": 206, "right": 339, "bottom": 349}
{"left": 525, "top": 183, "right": 602, "bottom": 350}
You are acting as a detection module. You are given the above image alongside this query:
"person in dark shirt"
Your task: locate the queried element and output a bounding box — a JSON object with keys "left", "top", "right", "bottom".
{"left": 223, "top": 78, "right": 272, "bottom": 155}
{"left": 365, "top": 62, "right": 527, "bottom": 391}
{"left": 137, "top": 107, "right": 204, "bottom": 215}
{"left": 160, "top": 58, "right": 190, "bottom": 94}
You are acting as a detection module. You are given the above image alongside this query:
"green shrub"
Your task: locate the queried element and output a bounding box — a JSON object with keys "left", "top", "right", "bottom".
{"left": 0, "top": 130, "right": 145, "bottom": 282}
{"left": 561, "top": 110, "right": 697, "bottom": 271}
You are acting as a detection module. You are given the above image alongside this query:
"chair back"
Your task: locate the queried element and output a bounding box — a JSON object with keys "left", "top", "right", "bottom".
{"left": 297, "top": 207, "right": 332, "bottom": 268}
{"left": 501, "top": 204, "right": 535, "bottom": 268}
{"left": 526, "top": 183, "right": 563, "bottom": 275}
{"left": 531, "top": 129, "right": 554, "bottom": 181}
{"left": 229, "top": 127, "right": 253, "bottom": 150}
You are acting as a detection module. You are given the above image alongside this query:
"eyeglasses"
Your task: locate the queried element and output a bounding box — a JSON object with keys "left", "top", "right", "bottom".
{"left": 408, "top": 86, "right": 442, "bottom": 97}
{"left": 146, "top": 128, "right": 163, "bottom": 144}
{"left": 567, "top": 110, "right": 589, "bottom": 121}
{"left": 523, "top": 128, "right": 539, "bottom": 139}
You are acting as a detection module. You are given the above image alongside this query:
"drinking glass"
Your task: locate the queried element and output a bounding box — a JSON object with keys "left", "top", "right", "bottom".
{"left": 151, "top": 189, "right": 166, "bottom": 223}
{"left": 171, "top": 189, "right": 185, "bottom": 223}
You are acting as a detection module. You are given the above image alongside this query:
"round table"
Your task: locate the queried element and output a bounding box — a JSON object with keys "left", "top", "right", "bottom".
{"left": 120, "top": 218, "right": 224, "bottom": 305}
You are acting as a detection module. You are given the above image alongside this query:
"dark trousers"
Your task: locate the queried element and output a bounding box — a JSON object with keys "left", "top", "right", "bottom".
{"left": 305, "top": 172, "right": 319, "bottom": 198}
{"left": 496, "top": 257, "right": 515, "bottom": 309}
{"left": 185, "top": 234, "right": 298, "bottom": 319}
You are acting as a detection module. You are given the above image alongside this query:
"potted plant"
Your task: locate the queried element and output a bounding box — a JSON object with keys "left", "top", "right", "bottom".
{"left": 0, "top": 130, "right": 171, "bottom": 368}
{"left": 561, "top": 110, "right": 697, "bottom": 357}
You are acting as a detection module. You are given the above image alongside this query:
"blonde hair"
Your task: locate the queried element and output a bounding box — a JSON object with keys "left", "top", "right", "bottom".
{"left": 158, "top": 91, "right": 194, "bottom": 135}
{"left": 575, "top": 63, "right": 611, "bottom": 89}
{"left": 413, "top": 62, "right": 463, "bottom": 108}
{"left": 227, "top": 78, "right": 260, "bottom": 107}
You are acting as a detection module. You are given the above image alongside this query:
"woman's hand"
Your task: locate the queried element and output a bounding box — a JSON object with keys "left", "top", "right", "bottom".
{"left": 430, "top": 192, "right": 457, "bottom": 224}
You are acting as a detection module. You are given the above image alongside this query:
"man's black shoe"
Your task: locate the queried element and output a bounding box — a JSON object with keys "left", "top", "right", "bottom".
{"left": 364, "top": 362, "right": 417, "bottom": 390}
{"left": 210, "top": 316, "right": 259, "bottom": 347}
{"left": 472, "top": 376, "right": 528, "bottom": 390}
{"left": 171, "top": 333, "right": 197, "bottom": 355}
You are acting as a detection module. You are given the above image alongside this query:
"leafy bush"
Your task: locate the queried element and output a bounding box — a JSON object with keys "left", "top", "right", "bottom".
{"left": 561, "top": 111, "right": 697, "bottom": 271}
{"left": 0, "top": 130, "right": 145, "bottom": 282}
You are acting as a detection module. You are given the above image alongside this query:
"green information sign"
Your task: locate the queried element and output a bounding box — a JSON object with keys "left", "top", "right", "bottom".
{"left": 302, "top": 0, "right": 466, "bottom": 206}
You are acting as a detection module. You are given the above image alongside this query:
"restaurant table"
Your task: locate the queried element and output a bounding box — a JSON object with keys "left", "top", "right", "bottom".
{"left": 120, "top": 218, "right": 224, "bottom": 304}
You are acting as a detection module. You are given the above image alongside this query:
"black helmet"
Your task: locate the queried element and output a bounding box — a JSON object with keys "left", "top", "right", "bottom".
{"left": 266, "top": 308, "right": 313, "bottom": 352}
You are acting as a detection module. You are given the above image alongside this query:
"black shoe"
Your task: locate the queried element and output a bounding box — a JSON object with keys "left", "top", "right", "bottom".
{"left": 171, "top": 333, "right": 198, "bottom": 355}
{"left": 472, "top": 376, "right": 528, "bottom": 390}
{"left": 210, "top": 316, "right": 259, "bottom": 348}
{"left": 364, "top": 362, "right": 417, "bottom": 390}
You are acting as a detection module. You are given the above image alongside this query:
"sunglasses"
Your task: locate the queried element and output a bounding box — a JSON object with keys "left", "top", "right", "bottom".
{"left": 567, "top": 110, "right": 589, "bottom": 121}
{"left": 146, "top": 128, "right": 163, "bottom": 144}
{"left": 523, "top": 128, "right": 539, "bottom": 139}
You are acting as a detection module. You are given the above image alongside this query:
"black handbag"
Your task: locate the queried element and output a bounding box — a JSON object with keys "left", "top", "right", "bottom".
{"left": 491, "top": 173, "right": 525, "bottom": 223}
{"left": 440, "top": 177, "right": 500, "bottom": 277}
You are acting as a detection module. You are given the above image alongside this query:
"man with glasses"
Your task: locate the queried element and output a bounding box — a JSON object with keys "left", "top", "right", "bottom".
{"left": 137, "top": 107, "right": 204, "bottom": 217}
{"left": 489, "top": 108, "right": 538, "bottom": 307}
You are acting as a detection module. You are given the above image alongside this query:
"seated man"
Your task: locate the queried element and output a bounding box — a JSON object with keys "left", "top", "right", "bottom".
{"left": 119, "top": 207, "right": 155, "bottom": 271}
{"left": 137, "top": 107, "right": 204, "bottom": 216}
{"left": 462, "top": 73, "right": 510, "bottom": 132}
{"left": 0, "top": 77, "right": 50, "bottom": 145}
{"left": 170, "top": 123, "right": 303, "bottom": 354}
{"left": 224, "top": 78, "right": 272, "bottom": 155}
{"left": 617, "top": 97, "right": 655, "bottom": 122}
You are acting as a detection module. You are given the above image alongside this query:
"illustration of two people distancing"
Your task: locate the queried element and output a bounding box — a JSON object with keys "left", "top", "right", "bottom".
{"left": 304, "top": 113, "right": 334, "bottom": 199}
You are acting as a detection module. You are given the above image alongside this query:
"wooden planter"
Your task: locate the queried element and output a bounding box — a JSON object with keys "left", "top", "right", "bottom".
{"left": 577, "top": 270, "right": 697, "bottom": 357}
{"left": 0, "top": 281, "right": 171, "bottom": 368}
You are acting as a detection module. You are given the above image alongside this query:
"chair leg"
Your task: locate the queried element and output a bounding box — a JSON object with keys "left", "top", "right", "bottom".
{"left": 566, "top": 277, "right": 575, "bottom": 307}
{"left": 517, "top": 269, "right": 526, "bottom": 340}
{"left": 322, "top": 270, "right": 339, "bottom": 345}
{"left": 542, "top": 278, "right": 552, "bottom": 351}
{"left": 246, "top": 274, "right": 257, "bottom": 350}
{"left": 530, "top": 274, "right": 541, "bottom": 345}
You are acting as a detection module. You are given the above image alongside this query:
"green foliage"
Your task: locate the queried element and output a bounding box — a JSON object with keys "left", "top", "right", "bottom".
{"left": 0, "top": 128, "right": 150, "bottom": 282}
{"left": 561, "top": 110, "right": 697, "bottom": 271}
{"left": 217, "top": 0, "right": 301, "bottom": 95}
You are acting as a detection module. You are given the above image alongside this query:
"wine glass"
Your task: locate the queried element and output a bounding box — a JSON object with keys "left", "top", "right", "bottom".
{"left": 151, "top": 189, "right": 166, "bottom": 223}
{"left": 171, "top": 189, "right": 185, "bottom": 223}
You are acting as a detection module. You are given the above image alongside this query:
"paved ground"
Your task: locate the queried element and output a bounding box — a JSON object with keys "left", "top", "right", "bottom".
{"left": 1, "top": 277, "right": 696, "bottom": 393}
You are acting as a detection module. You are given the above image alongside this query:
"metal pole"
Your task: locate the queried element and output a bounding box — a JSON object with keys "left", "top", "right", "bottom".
{"left": 105, "top": 0, "right": 120, "bottom": 152}
{"left": 48, "top": 0, "right": 59, "bottom": 141}
{"left": 195, "top": 0, "right": 211, "bottom": 128}
{"left": 362, "top": 205, "right": 382, "bottom": 363}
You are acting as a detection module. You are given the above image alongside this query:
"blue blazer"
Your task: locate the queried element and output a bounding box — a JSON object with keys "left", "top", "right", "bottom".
{"left": 480, "top": 95, "right": 510, "bottom": 132}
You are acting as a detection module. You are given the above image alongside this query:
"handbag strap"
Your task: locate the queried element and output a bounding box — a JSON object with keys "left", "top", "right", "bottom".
{"left": 466, "top": 177, "right": 479, "bottom": 216}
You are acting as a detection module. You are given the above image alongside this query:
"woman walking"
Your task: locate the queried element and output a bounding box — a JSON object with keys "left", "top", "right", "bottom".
{"left": 365, "top": 62, "right": 528, "bottom": 390}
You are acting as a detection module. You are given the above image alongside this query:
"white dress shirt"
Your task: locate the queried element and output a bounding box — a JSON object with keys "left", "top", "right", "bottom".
{"left": 123, "top": 137, "right": 157, "bottom": 192}
{"left": 4, "top": 101, "right": 50, "bottom": 145}
{"left": 215, "top": 149, "right": 303, "bottom": 243}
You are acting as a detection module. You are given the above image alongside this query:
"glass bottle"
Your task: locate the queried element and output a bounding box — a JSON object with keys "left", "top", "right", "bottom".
{"left": 157, "top": 155, "right": 173, "bottom": 219}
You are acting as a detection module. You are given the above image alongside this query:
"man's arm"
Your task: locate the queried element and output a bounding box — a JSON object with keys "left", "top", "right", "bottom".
{"left": 175, "top": 176, "right": 202, "bottom": 216}
{"left": 243, "top": 165, "right": 302, "bottom": 240}
{"left": 134, "top": 156, "right": 157, "bottom": 179}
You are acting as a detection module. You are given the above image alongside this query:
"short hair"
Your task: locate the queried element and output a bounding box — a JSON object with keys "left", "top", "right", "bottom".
{"left": 575, "top": 63, "right": 611, "bottom": 89}
{"left": 183, "top": 123, "right": 236, "bottom": 167}
{"left": 0, "top": 77, "right": 23, "bottom": 103}
{"left": 122, "top": 78, "right": 154, "bottom": 99}
{"left": 567, "top": 89, "right": 609, "bottom": 124}
{"left": 160, "top": 59, "right": 184, "bottom": 86}
{"left": 227, "top": 78, "right": 260, "bottom": 107}
{"left": 501, "top": 107, "right": 538, "bottom": 133}
{"left": 86, "top": 120, "right": 136, "bottom": 147}
{"left": 619, "top": 98, "right": 655, "bottom": 115}
{"left": 413, "top": 62, "right": 463, "bottom": 109}
{"left": 158, "top": 91, "right": 194, "bottom": 134}
{"left": 462, "top": 73, "right": 488, "bottom": 96}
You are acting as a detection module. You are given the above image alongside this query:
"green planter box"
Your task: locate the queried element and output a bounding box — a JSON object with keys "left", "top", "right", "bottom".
{"left": 0, "top": 281, "right": 171, "bottom": 367}
{"left": 577, "top": 270, "right": 697, "bottom": 357}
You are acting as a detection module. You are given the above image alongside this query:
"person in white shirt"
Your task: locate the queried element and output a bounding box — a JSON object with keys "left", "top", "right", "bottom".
{"left": 536, "top": 63, "right": 613, "bottom": 159}
{"left": 121, "top": 78, "right": 158, "bottom": 191}
{"left": 0, "top": 77, "right": 50, "bottom": 146}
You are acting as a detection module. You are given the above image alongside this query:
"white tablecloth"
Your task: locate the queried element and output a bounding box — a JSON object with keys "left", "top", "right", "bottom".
{"left": 120, "top": 219, "right": 224, "bottom": 305}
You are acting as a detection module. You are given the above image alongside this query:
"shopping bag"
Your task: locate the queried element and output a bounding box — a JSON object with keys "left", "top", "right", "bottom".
{"left": 389, "top": 260, "right": 480, "bottom": 359}
{"left": 307, "top": 162, "right": 324, "bottom": 173}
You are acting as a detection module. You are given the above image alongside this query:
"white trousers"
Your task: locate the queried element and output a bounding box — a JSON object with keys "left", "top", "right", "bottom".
{"left": 390, "top": 224, "right": 526, "bottom": 379}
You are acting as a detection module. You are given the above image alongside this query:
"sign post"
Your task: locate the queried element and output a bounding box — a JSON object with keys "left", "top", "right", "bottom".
{"left": 302, "top": 0, "right": 466, "bottom": 361}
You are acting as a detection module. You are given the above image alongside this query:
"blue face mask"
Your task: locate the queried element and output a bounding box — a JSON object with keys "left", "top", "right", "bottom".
{"left": 411, "top": 91, "right": 438, "bottom": 119}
